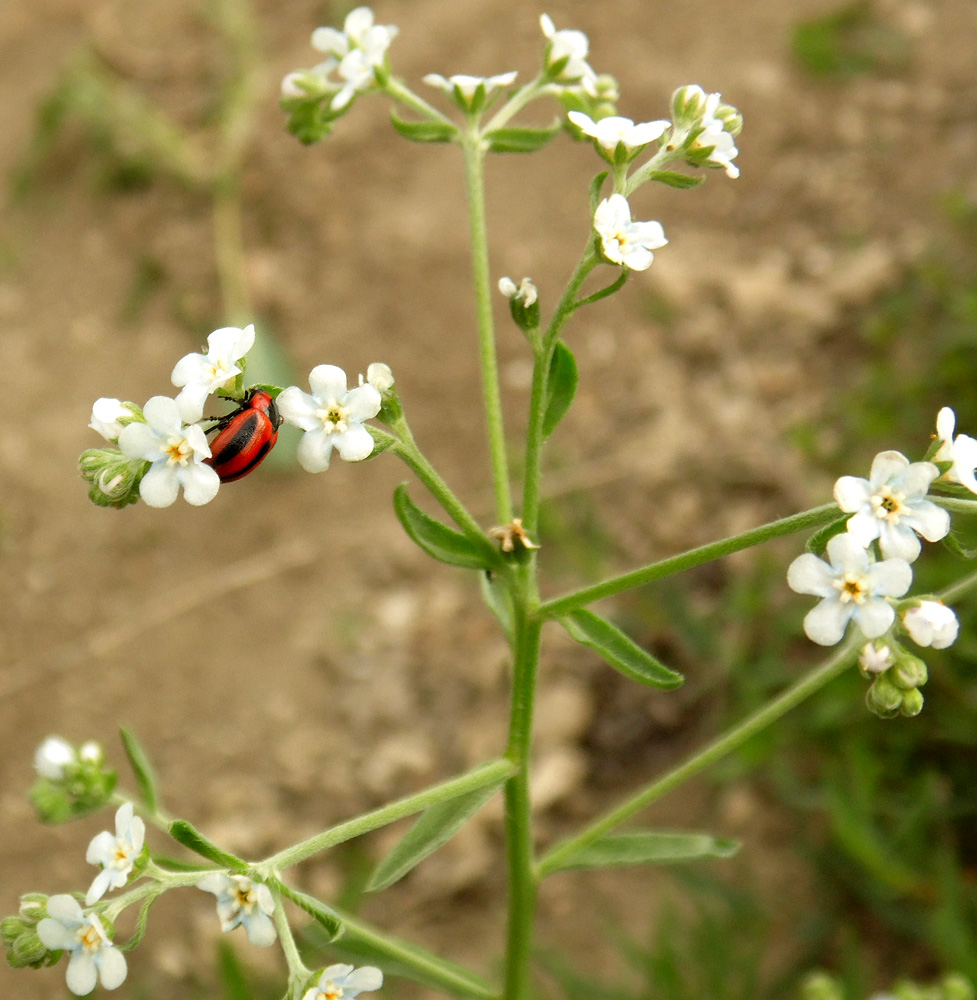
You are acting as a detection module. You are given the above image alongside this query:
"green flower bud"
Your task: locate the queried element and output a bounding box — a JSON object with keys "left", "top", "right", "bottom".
{"left": 800, "top": 971, "right": 844, "bottom": 1000}
{"left": 671, "top": 84, "right": 708, "bottom": 124}
{"left": 892, "top": 653, "right": 928, "bottom": 690}
{"left": 78, "top": 449, "right": 147, "bottom": 509}
{"left": 8, "top": 927, "right": 49, "bottom": 968}
{"left": 900, "top": 687, "right": 925, "bottom": 717}
{"left": 866, "top": 674, "right": 904, "bottom": 717}
{"left": 18, "top": 894, "right": 50, "bottom": 923}
{"left": 1, "top": 916, "right": 26, "bottom": 947}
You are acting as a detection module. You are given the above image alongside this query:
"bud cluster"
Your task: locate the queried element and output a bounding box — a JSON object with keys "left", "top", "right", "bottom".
{"left": 859, "top": 640, "right": 928, "bottom": 719}
{"left": 2, "top": 894, "right": 57, "bottom": 970}
{"left": 30, "top": 737, "right": 116, "bottom": 823}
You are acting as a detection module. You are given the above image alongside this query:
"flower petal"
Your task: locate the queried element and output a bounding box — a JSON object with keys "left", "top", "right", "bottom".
{"left": 866, "top": 557, "right": 913, "bottom": 598}
{"left": 66, "top": 952, "right": 99, "bottom": 996}
{"left": 344, "top": 383, "right": 382, "bottom": 422}
{"left": 47, "top": 894, "right": 84, "bottom": 924}
{"left": 178, "top": 463, "right": 221, "bottom": 506}
{"left": 787, "top": 552, "right": 836, "bottom": 597}
{"left": 96, "top": 946, "right": 128, "bottom": 990}
{"left": 344, "top": 966, "right": 384, "bottom": 993}
{"left": 833, "top": 475, "right": 872, "bottom": 513}
{"left": 334, "top": 424, "right": 375, "bottom": 462}
{"left": 139, "top": 465, "right": 181, "bottom": 508}
{"left": 244, "top": 910, "right": 277, "bottom": 947}
{"left": 308, "top": 364, "right": 349, "bottom": 403}
{"left": 37, "top": 917, "right": 77, "bottom": 950}
{"left": 296, "top": 429, "right": 335, "bottom": 473}
{"left": 853, "top": 599, "right": 895, "bottom": 639}
{"left": 804, "top": 599, "right": 852, "bottom": 646}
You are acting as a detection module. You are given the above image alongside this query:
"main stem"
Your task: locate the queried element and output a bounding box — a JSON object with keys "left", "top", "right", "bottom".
{"left": 462, "top": 137, "right": 512, "bottom": 525}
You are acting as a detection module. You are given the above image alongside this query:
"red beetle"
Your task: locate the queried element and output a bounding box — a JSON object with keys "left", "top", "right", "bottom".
{"left": 205, "top": 388, "right": 282, "bottom": 483}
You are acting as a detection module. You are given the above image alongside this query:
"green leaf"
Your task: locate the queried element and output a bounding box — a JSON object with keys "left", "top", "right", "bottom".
{"left": 274, "top": 881, "right": 343, "bottom": 941}
{"left": 647, "top": 169, "right": 705, "bottom": 190}
{"left": 484, "top": 124, "right": 560, "bottom": 153}
{"left": 367, "top": 779, "right": 508, "bottom": 891}
{"left": 550, "top": 831, "right": 739, "bottom": 872}
{"left": 119, "top": 893, "right": 158, "bottom": 952}
{"left": 393, "top": 484, "right": 499, "bottom": 570}
{"left": 574, "top": 269, "right": 629, "bottom": 309}
{"left": 561, "top": 609, "right": 683, "bottom": 689}
{"left": 943, "top": 531, "right": 977, "bottom": 560}
{"left": 542, "top": 342, "right": 578, "bottom": 440}
{"left": 119, "top": 727, "right": 159, "bottom": 815}
{"left": 588, "top": 171, "right": 609, "bottom": 212}
{"left": 390, "top": 112, "right": 457, "bottom": 144}
{"left": 216, "top": 939, "right": 254, "bottom": 1000}
{"left": 168, "top": 820, "right": 246, "bottom": 870}
{"left": 805, "top": 513, "right": 849, "bottom": 556}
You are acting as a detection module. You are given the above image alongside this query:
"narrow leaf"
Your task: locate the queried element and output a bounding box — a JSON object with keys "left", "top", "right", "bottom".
{"left": 541, "top": 342, "right": 578, "bottom": 440}
{"left": 367, "top": 779, "right": 507, "bottom": 892}
{"left": 484, "top": 125, "right": 560, "bottom": 153}
{"left": 274, "top": 880, "right": 343, "bottom": 941}
{"left": 648, "top": 169, "right": 705, "bottom": 190}
{"left": 550, "top": 831, "right": 739, "bottom": 872}
{"left": 561, "top": 609, "right": 683, "bottom": 689}
{"left": 393, "top": 484, "right": 498, "bottom": 570}
{"left": 943, "top": 529, "right": 977, "bottom": 560}
{"left": 588, "top": 171, "right": 609, "bottom": 212}
{"left": 805, "top": 513, "right": 849, "bottom": 555}
{"left": 390, "top": 113, "right": 457, "bottom": 144}
{"left": 119, "top": 727, "right": 159, "bottom": 815}
{"left": 480, "top": 570, "right": 514, "bottom": 641}
{"left": 574, "top": 269, "right": 629, "bottom": 309}
{"left": 168, "top": 820, "right": 246, "bottom": 870}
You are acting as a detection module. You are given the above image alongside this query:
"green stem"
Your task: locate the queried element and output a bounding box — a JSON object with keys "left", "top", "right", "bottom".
{"left": 538, "top": 640, "right": 857, "bottom": 877}
{"left": 502, "top": 604, "right": 542, "bottom": 1000}
{"left": 462, "top": 135, "right": 512, "bottom": 524}
{"left": 259, "top": 759, "right": 514, "bottom": 871}
{"left": 539, "top": 503, "right": 841, "bottom": 618}
{"left": 383, "top": 76, "right": 455, "bottom": 126}
{"left": 334, "top": 909, "right": 499, "bottom": 1000}
{"left": 482, "top": 75, "right": 546, "bottom": 133}
{"left": 270, "top": 886, "right": 312, "bottom": 996}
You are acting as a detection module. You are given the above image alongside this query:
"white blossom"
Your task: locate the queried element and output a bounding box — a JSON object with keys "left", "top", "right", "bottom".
{"left": 302, "top": 964, "right": 384, "bottom": 1000}
{"left": 197, "top": 874, "right": 277, "bottom": 947}
{"left": 593, "top": 194, "right": 667, "bottom": 271}
{"left": 787, "top": 532, "right": 913, "bottom": 646}
{"left": 35, "top": 736, "right": 77, "bottom": 780}
{"left": 539, "top": 14, "right": 596, "bottom": 88}
{"left": 36, "top": 895, "right": 127, "bottom": 995}
{"left": 834, "top": 450, "right": 950, "bottom": 562}
{"left": 858, "top": 641, "right": 894, "bottom": 675}
{"left": 171, "top": 324, "right": 255, "bottom": 423}
{"left": 277, "top": 365, "right": 381, "bottom": 473}
{"left": 568, "top": 111, "right": 669, "bottom": 153}
{"left": 118, "top": 396, "right": 220, "bottom": 507}
{"left": 668, "top": 86, "right": 740, "bottom": 178}
{"left": 364, "top": 362, "right": 394, "bottom": 393}
{"left": 903, "top": 600, "right": 959, "bottom": 649}
{"left": 934, "top": 406, "right": 977, "bottom": 493}
{"left": 423, "top": 71, "right": 517, "bottom": 106}
{"left": 311, "top": 7, "right": 398, "bottom": 111}
{"left": 499, "top": 276, "right": 538, "bottom": 307}
{"left": 85, "top": 802, "right": 146, "bottom": 905}
{"left": 89, "top": 399, "right": 133, "bottom": 443}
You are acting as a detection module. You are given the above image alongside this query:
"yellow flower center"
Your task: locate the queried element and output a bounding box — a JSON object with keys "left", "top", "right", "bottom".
{"left": 871, "top": 488, "right": 905, "bottom": 524}
{"left": 317, "top": 404, "right": 349, "bottom": 435}
{"left": 164, "top": 434, "right": 193, "bottom": 467}
{"left": 836, "top": 574, "right": 867, "bottom": 605}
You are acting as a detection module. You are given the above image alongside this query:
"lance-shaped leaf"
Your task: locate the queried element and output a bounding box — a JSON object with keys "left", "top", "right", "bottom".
{"left": 119, "top": 727, "right": 159, "bottom": 815}
{"left": 805, "top": 514, "right": 849, "bottom": 556}
{"left": 648, "top": 169, "right": 705, "bottom": 190}
{"left": 588, "top": 170, "right": 609, "bottom": 213}
{"left": 273, "top": 880, "right": 343, "bottom": 941}
{"left": 168, "top": 820, "right": 247, "bottom": 871}
{"left": 367, "top": 777, "right": 508, "bottom": 892}
{"left": 542, "top": 342, "right": 578, "bottom": 440}
{"left": 484, "top": 124, "right": 561, "bottom": 153}
{"left": 561, "top": 609, "right": 683, "bottom": 689}
{"left": 548, "top": 831, "right": 739, "bottom": 873}
{"left": 394, "top": 484, "right": 500, "bottom": 570}
{"left": 390, "top": 112, "right": 457, "bottom": 144}
{"left": 943, "top": 530, "right": 977, "bottom": 560}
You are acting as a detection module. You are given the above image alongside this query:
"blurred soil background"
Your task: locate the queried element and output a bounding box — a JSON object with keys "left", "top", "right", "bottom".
{"left": 2, "top": 0, "right": 977, "bottom": 997}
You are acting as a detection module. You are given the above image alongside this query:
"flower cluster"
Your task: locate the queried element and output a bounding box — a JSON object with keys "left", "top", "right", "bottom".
{"left": 30, "top": 737, "right": 116, "bottom": 823}
{"left": 79, "top": 324, "right": 387, "bottom": 508}
{"left": 787, "top": 409, "right": 977, "bottom": 715}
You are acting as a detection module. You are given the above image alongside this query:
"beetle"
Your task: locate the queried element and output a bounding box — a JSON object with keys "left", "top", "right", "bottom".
{"left": 204, "top": 388, "right": 282, "bottom": 482}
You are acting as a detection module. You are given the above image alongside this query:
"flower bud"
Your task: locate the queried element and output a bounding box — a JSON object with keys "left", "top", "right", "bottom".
{"left": 499, "top": 276, "right": 540, "bottom": 334}
{"left": 8, "top": 927, "right": 49, "bottom": 968}
{"left": 671, "top": 84, "right": 708, "bottom": 124}
{"left": 866, "top": 674, "right": 904, "bottom": 718}
{"left": 29, "top": 737, "right": 116, "bottom": 823}
{"left": 79, "top": 449, "right": 147, "bottom": 509}
{"left": 891, "top": 653, "right": 928, "bottom": 691}
{"left": 365, "top": 362, "right": 395, "bottom": 393}
{"left": 1, "top": 916, "right": 25, "bottom": 946}
{"left": 900, "top": 687, "right": 925, "bottom": 717}
{"left": 858, "top": 640, "right": 894, "bottom": 678}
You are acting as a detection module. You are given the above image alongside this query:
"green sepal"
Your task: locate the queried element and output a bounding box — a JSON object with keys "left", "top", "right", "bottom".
{"left": 943, "top": 530, "right": 977, "bottom": 560}
{"left": 390, "top": 112, "right": 457, "bottom": 144}
{"left": 547, "top": 831, "right": 739, "bottom": 872}
{"left": 541, "top": 341, "right": 578, "bottom": 440}
{"left": 805, "top": 513, "right": 849, "bottom": 556}
{"left": 560, "top": 609, "right": 684, "bottom": 689}
{"left": 168, "top": 820, "right": 247, "bottom": 871}
{"left": 273, "top": 880, "right": 344, "bottom": 941}
{"left": 484, "top": 124, "right": 560, "bottom": 153}
{"left": 119, "top": 727, "right": 159, "bottom": 815}
{"left": 588, "top": 171, "right": 609, "bottom": 213}
{"left": 118, "top": 892, "right": 158, "bottom": 952}
{"left": 647, "top": 169, "right": 705, "bottom": 190}
{"left": 366, "top": 775, "right": 509, "bottom": 892}
{"left": 393, "top": 484, "right": 500, "bottom": 570}
{"left": 283, "top": 99, "right": 338, "bottom": 145}
{"left": 574, "top": 268, "right": 629, "bottom": 308}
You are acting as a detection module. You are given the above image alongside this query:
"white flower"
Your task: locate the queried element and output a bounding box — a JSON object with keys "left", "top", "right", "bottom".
{"left": 89, "top": 399, "right": 132, "bottom": 443}
{"left": 593, "top": 194, "right": 667, "bottom": 271}
{"left": 787, "top": 532, "right": 913, "bottom": 646}
{"left": 499, "top": 276, "right": 538, "bottom": 307}
{"left": 85, "top": 802, "right": 146, "bottom": 905}
{"left": 364, "top": 362, "right": 394, "bottom": 393}
{"left": 568, "top": 111, "right": 669, "bottom": 153}
{"left": 423, "top": 71, "right": 518, "bottom": 106}
{"left": 118, "top": 396, "right": 220, "bottom": 507}
{"left": 277, "top": 365, "right": 381, "bottom": 473}
{"left": 669, "top": 88, "right": 740, "bottom": 178}
{"left": 197, "top": 874, "right": 277, "bottom": 947}
{"left": 539, "top": 14, "right": 596, "bottom": 87}
{"left": 934, "top": 406, "right": 977, "bottom": 493}
{"left": 312, "top": 7, "right": 398, "bottom": 111}
{"left": 903, "top": 600, "right": 959, "bottom": 649}
{"left": 171, "top": 324, "right": 255, "bottom": 423}
{"left": 834, "top": 450, "right": 950, "bottom": 562}
{"left": 302, "top": 964, "right": 384, "bottom": 1000}
{"left": 36, "top": 895, "right": 127, "bottom": 995}
{"left": 858, "top": 641, "right": 894, "bottom": 675}
{"left": 35, "top": 736, "right": 77, "bottom": 779}
{"left": 79, "top": 742, "right": 104, "bottom": 763}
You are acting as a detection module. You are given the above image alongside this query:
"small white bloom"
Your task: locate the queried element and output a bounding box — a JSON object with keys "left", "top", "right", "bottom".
{"left": 934, "top": 406, "right": 977, "bottom": 493}
{"left": 834, "top": 450, "right": 950, "bottom": 562}
{"left": 593, "top": 194, "right": 667, "bottom": 271}
{"left": 787, "top": 532, "right": 913, "bottom": 646}
{"left": 277, "top": 365, "right": 381, "bottom": 473}
{"left": 498, "top": 276, "right": 538, "bottom": 307}
{"left": 423, "top": 71, "right": 518, "bottom": 104}
{"left": 302, "top": 964, "right": 384, "bottom": 1000}
{"left": 364, "top": 362, "right": 394, "bottom": 393}
{"left": 35, "top": 736, "right": 77, "bottom": 780}
{"left": 85, "top": 802, "right": 146, "bottom": 905}
{"left": 539, "top": 14, "right": 596, "bottom": 86}
{"left": 197, "top": 873, "right": 277, "bottom": 947}
{"left": 36, "top": 895, "right": 127, "bottom": 995}
{"left": 79, "top": 741, "right": 104, "bottom": 764}
{"left": 171, "top": 324, "right": 255, "bottom": 423}
{"left": 668, "top": 88, "right": 740, "bottom": 178}
{"left": 118, "top": 396, "right": 221, "bottom": 507}
{"left": 568, "top": 111, "right": 669, "bottom": 153}
{"left": 903, "top": 600, "right": 959, "bottom": 649}
{"left": 312, "top": 7, "right": 398, "bottom": 111}
{"left": 89, "top": 399, "right": 132, "bottom": 443}
{"left": 858, "top": 641, "right": 894, "bottom": 675}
